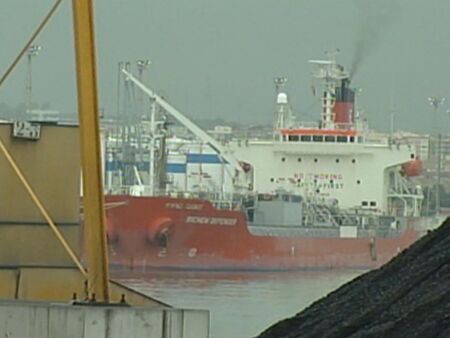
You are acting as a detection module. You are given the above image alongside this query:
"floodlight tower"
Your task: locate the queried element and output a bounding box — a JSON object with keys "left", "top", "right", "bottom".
{"left": 427, "top": 96, "right": 445, "bottom": 215}
{"left": 25, "top": 44, "right": 42, "bottom": 114}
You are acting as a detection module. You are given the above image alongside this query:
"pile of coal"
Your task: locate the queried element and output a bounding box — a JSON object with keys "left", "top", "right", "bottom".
{"left": 258, "top": 218, "right": 450, "bottom": 338}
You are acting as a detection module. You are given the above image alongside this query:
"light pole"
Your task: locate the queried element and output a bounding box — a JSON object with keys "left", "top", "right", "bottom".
{"left": 26, "top": 44, "right": 42, "bottom": 114}
{"left": 427, "top": 96, "right": 445, "bottom": 215}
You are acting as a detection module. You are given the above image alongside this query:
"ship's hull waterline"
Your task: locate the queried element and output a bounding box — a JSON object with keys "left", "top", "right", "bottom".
{"left": 105, "top": 195, "right": 422, "bottom": 271}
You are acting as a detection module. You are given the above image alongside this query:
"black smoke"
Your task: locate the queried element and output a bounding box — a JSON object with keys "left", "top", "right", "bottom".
{"left": 350, "top": 0, "right": 401, "bottom": 79}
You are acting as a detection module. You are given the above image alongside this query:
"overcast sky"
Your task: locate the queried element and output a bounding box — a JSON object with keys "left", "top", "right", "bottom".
{"left": 1, "top": 0, "right": 450, "bottom": 133}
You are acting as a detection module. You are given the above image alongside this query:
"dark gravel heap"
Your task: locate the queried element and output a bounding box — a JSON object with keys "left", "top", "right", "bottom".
{"left": 258, "top": 218, "right": 450, "bottom": 338}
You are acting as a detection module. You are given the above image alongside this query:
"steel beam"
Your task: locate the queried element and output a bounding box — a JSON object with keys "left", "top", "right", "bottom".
{"left": 71, "top": 0, "right": 110, "bottom": 302}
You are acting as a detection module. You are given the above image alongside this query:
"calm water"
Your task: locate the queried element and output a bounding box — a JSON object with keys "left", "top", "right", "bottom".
{"left": 117, "top": 269, "right": 363, "bottom": 338}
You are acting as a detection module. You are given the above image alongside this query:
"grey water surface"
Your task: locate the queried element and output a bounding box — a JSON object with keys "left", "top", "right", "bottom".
{"left": 117, "top": 269, "right": 362, "bottom": 338}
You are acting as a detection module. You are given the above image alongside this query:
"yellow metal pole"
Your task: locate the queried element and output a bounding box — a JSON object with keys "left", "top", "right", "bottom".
{"left": 72, "top": 0, "right": 110, "bottom": 302}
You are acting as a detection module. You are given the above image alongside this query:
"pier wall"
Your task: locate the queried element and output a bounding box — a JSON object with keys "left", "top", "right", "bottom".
{"left": 0, "top": 300, "right": 209, "bottom": 338}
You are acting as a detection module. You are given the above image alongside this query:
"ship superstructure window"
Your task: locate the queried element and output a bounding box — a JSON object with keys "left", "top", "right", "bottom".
{"left": 352, "top": 158, "right": 356, "bottom": 163}
{"left": 337, "top": 136, "right": 347, "bottom": 143}
{"left": 325, "top": 135, "right": 335, "bottom": 142}
{"left": 288, "top": 135, "right": 299, "bottom": 141}
{"left": 410, "top": 154, "right": 415, "bottom": 159}
{"left": 297, "top": 157, "right": 302, "bottom": 162}
{"left": 370, "top": 201, "right": 377, "bottom": 207}
{"left": 314, "top": 158, "right": 318, "bottom": 163}
{"left": 270, "top": 178, "right": 274, "bottom": 182}
{"left": 357, "top": 180, "right": 361, "bottom": 184}
{"left": 357, "top": 136, "right": 363, "bottom": 143}
{"left": 281, "top": 157, "right": 286, "bottom": 162}
{"left": 300, "top": 135, "right": 311, "bottom": 142}
{"left": 336, "top": 158, "right": 340, "bottom": 163}
{"left": 312, "top": 135, "right": 323, "bottom": 142}
{"left": 349, "top": 136, "right": 355, "bottom": 143}
{"left": 362, "top": 201, "right": 368, "bottom": 206}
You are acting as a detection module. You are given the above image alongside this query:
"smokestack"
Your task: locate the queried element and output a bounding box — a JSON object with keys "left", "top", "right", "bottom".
{"left": 333, "top": 78, "right": 355, "bottom": 128}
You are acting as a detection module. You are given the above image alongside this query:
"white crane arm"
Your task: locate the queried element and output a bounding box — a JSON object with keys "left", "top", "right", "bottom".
{"left": 121, "top": 69, "right": 244, "bottom": 174}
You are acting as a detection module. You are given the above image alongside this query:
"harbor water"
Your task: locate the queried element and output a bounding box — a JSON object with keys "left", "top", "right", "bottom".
{"left": 116, "top": 269, "right": 363, "bottom": 338}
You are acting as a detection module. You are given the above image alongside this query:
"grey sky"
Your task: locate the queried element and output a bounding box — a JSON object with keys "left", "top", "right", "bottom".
{"left": 1, "top": 0, "right": 450, "bottom": 133}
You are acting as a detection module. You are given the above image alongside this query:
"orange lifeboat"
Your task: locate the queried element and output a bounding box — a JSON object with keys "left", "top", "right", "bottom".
{"left": 402, "top": 159, "right": 423, "bottom": 177}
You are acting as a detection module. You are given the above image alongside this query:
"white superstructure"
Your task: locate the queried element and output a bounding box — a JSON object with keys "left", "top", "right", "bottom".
{"left": 105, "top": 56, "right": 424, "bottom": 218}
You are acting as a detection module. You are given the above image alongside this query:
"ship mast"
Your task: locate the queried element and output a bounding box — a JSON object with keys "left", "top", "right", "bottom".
{"left": 72, "top": 0, "right": 110, "bottom": 302}
{"left": 309, "top": 51, "right": 350, "bottom": 130}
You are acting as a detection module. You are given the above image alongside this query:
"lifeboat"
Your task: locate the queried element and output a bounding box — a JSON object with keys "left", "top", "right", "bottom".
{"left": 402, "top": 159, "right": 423, "bottom": 177}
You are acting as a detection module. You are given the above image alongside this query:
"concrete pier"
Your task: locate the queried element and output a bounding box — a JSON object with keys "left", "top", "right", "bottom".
{"left": 0, "top": 300, "right": 209, "bottom": 338}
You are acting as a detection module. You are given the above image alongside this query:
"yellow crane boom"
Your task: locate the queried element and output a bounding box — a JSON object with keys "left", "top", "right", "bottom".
{"left": 72, "top": 0, "right": 110, "bottom": 302}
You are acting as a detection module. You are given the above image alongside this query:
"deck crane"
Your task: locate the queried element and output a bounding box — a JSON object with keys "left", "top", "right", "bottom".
{"left": 122, "top": 69, "right": 249, "bottom": 190}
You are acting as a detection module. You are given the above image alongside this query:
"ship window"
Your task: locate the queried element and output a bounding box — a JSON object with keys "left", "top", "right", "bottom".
{"left": 282, "top": 195, "right": 290, "bottom": 202}
{"left": 297, "top": 157, "right": 302, "bottom": 162}
{"left": 357, "top": 136, "right": 363, "bottom": 143}
{"left": 291, "top": 195, "right": 302, "bottom": 203}
{"left": 314, "top": 158, "right": 318, "bottom": 163}
{"left": 325, "top": 135, "right": 335, "bottom": 142}
{"left": 288, "top": 135, "right": 299, "bottom": 142}
{"left": 337, "top": 136, "right": 347, "bottom": 143}
{"left": 352, "top": 158, "right": 356, "bottom": 163}
{"left": 349, "top": 136, "right": 355, "bottom": 143}
{"left": 281, "top": 157, "right": 286, "bottom": 162}
{"left": 362, "top": 201, "right": 368, "bottom": 206}
{"left": 336, "top": 158, "right": 340, "bottom": 163}
{"left": 357, "top": 180, "right": 361, "bottom": 184}
{"left": 370, "top": 201, "right": 377, "bottom": 207}
{"left": 297, "top": 178, "right": 301, "bottom": 183}
{"left": 270, "top": 178, "right": 274, "bottom": 182}
{"left": 312, "top": 135, "right": 323, "bottom": 142}
{"left": 300, "top": 135, "right": 311, "bottom": 142}
{"left": 410, "top": 154, "right": 415, "bottom": 159}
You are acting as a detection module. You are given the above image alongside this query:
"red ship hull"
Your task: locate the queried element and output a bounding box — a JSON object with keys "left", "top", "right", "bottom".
{"left": 105, "top": 195, "right": 421, "bottom": 271}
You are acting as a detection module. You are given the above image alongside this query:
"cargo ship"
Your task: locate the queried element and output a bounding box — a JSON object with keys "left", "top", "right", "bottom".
{"left": 104, "top": 57, "right": 433, "bottom": 271}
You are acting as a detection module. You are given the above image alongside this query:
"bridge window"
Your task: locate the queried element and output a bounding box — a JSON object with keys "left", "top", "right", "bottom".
{"left": 300, "top": 135, "right": 311, "bottom": 142}
{"left": 325, "top": 135, "right": 335, "bottom": 142}
{"left": 349, "top": 136, "right": 355, "bottom": 143}
{"left": 288, "top": 135, "right": 299, "bottom": 141}
{"left": 312, "top": 135, "right": 323, "bottom": 142}
{"left": 337, "top": 136, "right": 348, "bottom": 143}
{"left": 370, "top": 201, "right": 377, "bottom": 207}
